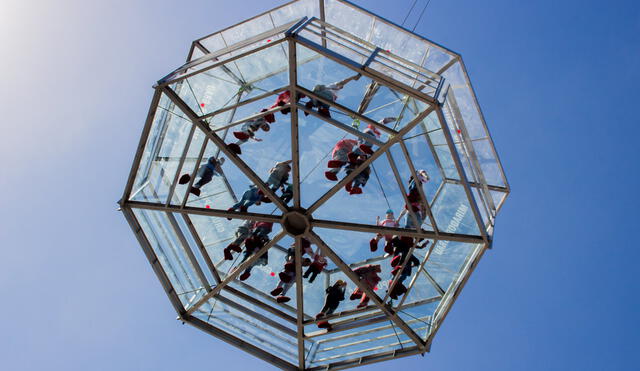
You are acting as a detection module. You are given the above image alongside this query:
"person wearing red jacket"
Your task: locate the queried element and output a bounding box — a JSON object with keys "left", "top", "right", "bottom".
{"left": 349, "top": 264, "right": 382, "bottom": 308}
{"left": 227, "top": 109, "right": 275, "bottom": 155}
{"left": 325, "top": 138, "right": 358, "bottom": 181}
{"left": 238, "top": 221, "right": 273, "bottom": 281}
{"left": 303, "top": 253, "right": 327, "bottom": 283}
{"left": 270, "top": 90, "right": 305, "bottom": 115}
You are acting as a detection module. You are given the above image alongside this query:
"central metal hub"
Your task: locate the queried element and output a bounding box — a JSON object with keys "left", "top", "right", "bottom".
{"left": 282, "top": 209, "right": 311, "bottom": 236}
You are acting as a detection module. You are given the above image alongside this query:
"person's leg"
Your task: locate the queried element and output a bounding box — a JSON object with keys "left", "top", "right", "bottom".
{"left": 308, "top": 269, "right": 319, "bottom": 283}
{"left": 194, "top": 171, "right": 213, "bottom": 189}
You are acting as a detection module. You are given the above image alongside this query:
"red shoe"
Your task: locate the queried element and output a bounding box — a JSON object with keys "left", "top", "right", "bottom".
{"left": 315, "top": 312, "right": 325, "bottom": 320}
{"left": 262, "top": 110, "right": 276, "bottom": 124}
{"left": 390, "top": 255, "right": 402, "bottom": 267}
{"left": 349, "top": 187, "right": 362, "bottom": 195}
{"left": 327, "top": 160, "right": 345, "bottom": 168}
{"left": 227, "top": 243, "right": 242, "bottom": 253}
{"left": 384, "top": 240, "right": 393, "bottom": 253}
{"left": 317, "top": 320, "right": 331, "bottom": 329}
{"left": 223, "top": 248, "right": 233, "bottom": 261}
{"left": 357, "top": 301, "right": 368, "bottom": 309}
{"left": 384, "top": 243, "right": 394, "bottom": 255}
{"left": 233, "top": 131, "right": 250, "bottom": 140}
{"left": 359, "top": 144, "right": 373, "bottom": 155}
{"left": 350, "top": 292, "right": 361, "bottom": 301}
{"left": 276, "top": 296, "right": 291, "bottom": 303}
{"left": 178, "top": 174, "right": 191, "bottom": 184}
{"left": 347, "top": 152, "right": 358, "bottom": 164}
{"left": 226, "top": 207, "right": 234, "bottom": 220}
{"left": 228, "top": 143, "right": 242, "bottom": 155}
{"left": 369, "top": 238, "right": 378, "bottom": 252}
{"left": 239, "top": 271, "right": 251, "bottom": 281}
{"left": 189, "top": 187, "right": 201, "bottom": 196}
{"left": 345, "top": 182, "right": 352, "bottom": 193}
{"left": 270, "top": 287, "right": 283, "bottom": 297}
{"left": 305, "top": 101, "right": 314, "bottom": 110}
{"left": 325, "top": 171, "right": 338, "bottom": 181}
{"left": 318, "top": 107, "right": 331, "bottom": 118}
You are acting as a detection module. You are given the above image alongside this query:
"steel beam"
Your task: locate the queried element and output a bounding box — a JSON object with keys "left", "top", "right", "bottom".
{"left": 125, "top": 200, "right": 282, "bottom": 223}
{"left": 185, "top": 314, "right": 297, "bottom": 370}
{"left": 311, "top": 218, "right": 484, "bottom": 244}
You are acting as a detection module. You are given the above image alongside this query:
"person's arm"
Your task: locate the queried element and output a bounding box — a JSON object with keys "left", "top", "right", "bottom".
{"left": 332, "top": 74, "right": 361, "bottom": 89}
{"left": 375, "top": 215, "right": 380, "bottom": 225}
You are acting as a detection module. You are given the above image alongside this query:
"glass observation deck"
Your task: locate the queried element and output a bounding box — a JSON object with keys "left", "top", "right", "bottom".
{"left": 119, "top": 1, "right": 509, "bottom": 369}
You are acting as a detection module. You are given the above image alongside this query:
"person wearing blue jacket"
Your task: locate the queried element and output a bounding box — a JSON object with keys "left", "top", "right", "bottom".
{"left": 178, "top": 156, "right": 225, "bottom": 197}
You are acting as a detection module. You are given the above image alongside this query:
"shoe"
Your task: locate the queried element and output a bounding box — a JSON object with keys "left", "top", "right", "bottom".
{"left": 384, "top": 241, "right": 393, "bottom": 253}
{"left": 228, "top": 143, "right": 242, "bottom": 155}
{"left": 226, "top": 207, "right": 234, "bottom": 220}
{"left": 315, "top": 312, "right": 325, "bottom": 320}
{"left": 239, "top": 206, "right": 248, "bottom": 212}
{"left": 327, "top": 160, "right": 345, "bottom": 168}
{"left": 359, "top": 144, "right": 373, "bottom": 155}
{"left": 233, "top": 131, "right": 250, "bottom": 140}
{"left": 318, "top": 107, "right": 331, "bottom": 118}
{"left": 369, "top": 238, "right": 378, "bottom": 252}
{"left": 349, "top": 187, "right": 362, "bottom": 195}
{"left": 178, "top": 174, "right": 191, "bottom": 184}
{"left": 324, "top": 171, "right": 338, "bottom": 181}
{"left": 345, "top": 182, "right": 353, "bottom": 193}
{"left": 276, "top": 296, "right": 291, "bottom": 303}
{"left": 357, "top": 301, "right": 368, "bottom": 309}
{"left": 270, "top": 287, "right": 283, "bottom": 296}
{"left": 302, "top": 258, "right": 311, "bottom": 267}
{"left": 239, "top": 271, "right": 251, "bottom": 281}
{"left": 390, "top": 255, "right": 402, "bottom": 267}
{"left": 305, "top": 101, "right": 314, "bottom": 110}
{"left": 350, "top": 293, "right": 360, "bottom": 301}
{"left": 227, "top": 243, "right": 242, "bottom": 253}
{"left": 223, "top": 248, "right": 233, "bottom": 261}
{"left": 189, "top": 187, "right": 201, "bottom": 197}
{"left": 263, "top": 112, "right": 276, "bottom": 124}
{"left": 384, "top": 244, "right": 394, "bottom": 255}
{"left": 281, "top": 107, "right": 290, "bottom": 115}
{"left": 317, "top": 320, "right": 331, "bottom": 329}
{"left": 347, "top": 152, "right": 358, "bottom": 163}
{"left": 261, "top": 195, "right": 272, "bottom": 203}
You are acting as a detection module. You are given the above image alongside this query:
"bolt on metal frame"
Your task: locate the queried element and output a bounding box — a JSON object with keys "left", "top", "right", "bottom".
{"left": 119, "top": 2, "right": 509, "bottom": 369}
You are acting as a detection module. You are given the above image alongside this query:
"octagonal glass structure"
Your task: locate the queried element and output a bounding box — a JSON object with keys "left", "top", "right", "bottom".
{"left": 120, "top": 1, "right": 509, "bottom": 369}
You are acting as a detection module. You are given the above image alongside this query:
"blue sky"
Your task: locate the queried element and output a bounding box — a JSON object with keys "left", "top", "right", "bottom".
{"left": 1, "top": 0, "right": 639, "bottom": 370}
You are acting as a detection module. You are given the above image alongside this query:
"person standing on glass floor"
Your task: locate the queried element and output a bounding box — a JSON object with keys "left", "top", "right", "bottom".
{"left": 401, "top": 169, "right": 430, "bottom": 229}
{"left": 227, "top": 184, "right": 262, "bottom": 217}
{"left": 304, "top": 74, "right": 361, "bottom": 118}
{"left": 227, "top": 109, "right": 275, "bottom": 155}
{"left": 223, "top": 219, "right": 254, "bottom": 261}
{"left": 178, "top": 156, "right": 225, "bottom": 197}
{"left": 349, "top": 264, "right": 382, "bottom": 308}
{"left": 238, "top": 221, "right": 273, "bottom": 281}
{"left": 260, "top": 160, "right": 293, "bottom": 202}
{"left": 324, "top": 138, "right": 358, "bottom": 181}
{"left": 343, "top": 153, "right": 370, "bottom": 195}
{"left": 316, "top": 280, "right": 348, "bottom": 329}
{"left": 369, "top": 209, "right": 403, "bottom": 253}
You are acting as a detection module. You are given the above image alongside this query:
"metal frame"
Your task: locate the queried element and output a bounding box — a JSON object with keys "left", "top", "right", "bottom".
{"left": 120, "top": 3, "right": 509, "bottom": 369}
